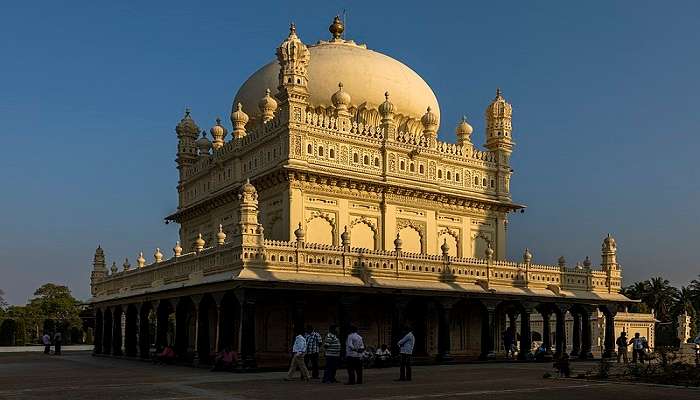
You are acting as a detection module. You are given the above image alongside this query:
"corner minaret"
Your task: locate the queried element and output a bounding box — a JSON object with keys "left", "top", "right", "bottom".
{"left": 175, "top": 108, "right": 200, "bottom": 178}
{"left": 231, "top": 180, "right": 264, "bottom": 248}
{"left": 90, "top": 246, "right": 107, "bottom": 296}
{"left": 275, "top": 23, "right": 310, "bottom": 123}
{"left": 485, "top": 88, "right": 514, "bottom": 159}
{"left": 601, "top": 234, "right": 621, "bottom": 293}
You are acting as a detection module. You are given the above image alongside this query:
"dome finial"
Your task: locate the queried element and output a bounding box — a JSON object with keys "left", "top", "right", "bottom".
{"left": 495, "top": 87, "right": 502, "bottom": 98}
{"left": 290, "top": 22, "right": 296, "bottom": 35}
{"left": 329, "top": 15, "right": 344, "bottom": 40}
{"left": 184, "top": 107, "right": 191, "bottom": 117}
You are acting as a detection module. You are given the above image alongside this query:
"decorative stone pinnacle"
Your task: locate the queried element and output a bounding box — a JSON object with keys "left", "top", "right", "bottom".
{"left": 496, "top": 88, "right": 502, "bottom": 98}
{"left": 329, "top": 15, "right": 344, "bottom": 40}
{"left": 185, "top": 107, "right": 191, "bottom": 117}
{"left": 154, "top": 248, "right": 163, "bottom": 263}
{"left": 137, "top": 252, "right": 146, "bottom": 268}
{"left": 173, "top": 241, "right": 183, "bottom": 257}
{"left": 289, "top": 22, "right": 296, "bottom": 34}
{"left": 195, "top": 233, "right": 205, "bottom": 252}
{"left": 385, "top": 91, "right": 390, "bottom": 100}
{"left": 217, "top": 224, "right": 227, "bottom": 245}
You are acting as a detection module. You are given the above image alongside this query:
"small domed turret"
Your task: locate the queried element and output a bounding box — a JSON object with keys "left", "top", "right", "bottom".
{"left": 558, "top": 256, "right": 566, "bottom": 267}
{"left": 231, "top": 103, "right": 249, "bottom": 139}
{"left": 209, "top": 118, "right": 228, "bottom": 149}
{"left": 137, "top": 252, "right": 146, "bottom": 268}
{"left": 110, "top": 261, "right": 118, "bottom": 274}
{"left": 196, "top": 131, "right": 212, "bottom": 156}
{"left": 195, "top": 233, "right": 206, "bottom": 252}
{"left": 217, "top": 224, "right": 227, "bottom": 245}
{"left": 294, "top": 223, "right": 305, "bottom": 241}
{"left": 378, "top": 91, "right": 395, "bottom": 118}
{"left": 394, "top": 233, "right": 403, "bottom": 251}
{"left": 331, "top": 82, "right": 351, "bottom": 111}
{"left": 122, "top": 258, "right": 131, "bottom": 271}
{"left": 455, "top": 116, "right": 473, "bottom": 146}
{"left": 173, "top": 241, "right": 183, "bottom": 257}
{"left": 441, "top": 239, "right": 450, "bottom": 256}
{"left": 240, "top": 178, "right": 256, "bottom": 195}
{"left": 154, "top": 248, "right": 163, "bottom": 263}
{"left": 258, "top": 88, "right": 278, "bottom": 123}
{"left": 176, "top": 108, "right": 200, "bottom": 138}
{"left": 523, "top": 248, "right": 532, "bottom": 263}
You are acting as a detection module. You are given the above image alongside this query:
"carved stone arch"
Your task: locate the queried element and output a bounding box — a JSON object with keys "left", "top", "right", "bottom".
{"left": 349, "top": 216, "right": 377, "bottom": 250}
{"left": 305, "top": 212, "right": 336, "bottom": 246}
{"left": 397, "top": 218, "right": 424, "bottom": 254}
{"left": 471, "top": 232, "right": 492, "bottom": 259}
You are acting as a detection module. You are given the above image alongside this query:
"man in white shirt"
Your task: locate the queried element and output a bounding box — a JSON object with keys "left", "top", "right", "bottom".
{"left": 629, "top": 333, "right": 644, "bottom": 364}
{"left": 285, "top": 330, "right": 310, "bottom": 381}
{"left": 397, "top": 327, "right": 415, "bottom": 381}
{"left": 42, "top": 333, "right": 51, "bottom": 355}
{"left": 345, "top": 326, "right": 364, "bottom": 384}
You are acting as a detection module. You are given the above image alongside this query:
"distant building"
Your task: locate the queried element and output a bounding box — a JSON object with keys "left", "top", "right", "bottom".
{"left": 89, "top": 17, "right": 632, "bottom": 367}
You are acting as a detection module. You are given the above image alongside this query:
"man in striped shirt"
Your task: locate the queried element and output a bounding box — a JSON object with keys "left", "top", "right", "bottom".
{"left": 322, "top": 325, "right": 341, "bottom": 383}
{"left": 305, "top": 325, "right": 322, "bottom": 379}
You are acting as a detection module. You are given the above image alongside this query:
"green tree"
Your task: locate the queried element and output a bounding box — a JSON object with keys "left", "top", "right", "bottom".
{"left": 28, "top": 284, "right": 82, "bottom": 330}
{"left": 646, "top": 277, "right": 679, "bottom": 321}
{"left": 0, "top": 289, "right": 7, "bottom": 320}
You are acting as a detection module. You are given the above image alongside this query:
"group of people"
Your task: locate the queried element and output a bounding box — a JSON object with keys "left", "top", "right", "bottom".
{"left": 616, "top": 332, "right": 649, "bottom": 364}
{"left": 41, "top": 332, "right": 62, "bottom": 355}
{"left": 285, "top": 325, "right": 416, "bottom": 384}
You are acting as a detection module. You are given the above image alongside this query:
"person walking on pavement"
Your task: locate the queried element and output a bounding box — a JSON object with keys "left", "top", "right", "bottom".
{"left": 616, "top": 332, "right": 629, "bottom": 363}
{"left": 396, "top": 326, "right": 415, "bottom": 381}
{"left": 345, "top": 326, "right": 365, "bottom": 385}
{"left": 53, "top": 332, "right": 62, "bottom": 356}
{"left": 285, "top": 330, "right": 310, "bottom": 381}
{"left": 322, "top": 325, "right": 341, "bottom": 383}
{"left": 304, "top": 325, "right": 322, "bottom": 379}
{"left": 42, "top": 332, "right": 51, "bottom": 355}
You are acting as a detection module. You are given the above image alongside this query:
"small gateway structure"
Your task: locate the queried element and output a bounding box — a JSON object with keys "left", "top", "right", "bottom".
{"left": 89, "top": 17, "right": 633, "bottom": 367}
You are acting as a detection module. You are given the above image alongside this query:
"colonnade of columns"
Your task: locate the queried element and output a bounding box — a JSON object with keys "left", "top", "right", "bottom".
{"left": 93, "top": 290, "right": 619, "bottom": 366}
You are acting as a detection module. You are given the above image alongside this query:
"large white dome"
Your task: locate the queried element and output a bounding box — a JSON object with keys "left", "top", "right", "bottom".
{"left": 233, "top": 41, "right": 440, "bottom": 125}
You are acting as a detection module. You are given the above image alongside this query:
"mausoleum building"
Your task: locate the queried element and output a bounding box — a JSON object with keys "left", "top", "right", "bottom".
{"left": 89, "top": 17, "right": 633, "bottom": 367}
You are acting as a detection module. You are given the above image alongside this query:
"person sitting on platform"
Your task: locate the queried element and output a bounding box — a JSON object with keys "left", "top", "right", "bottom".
{"left": 375, "top": 344, "right": 391, "bottom": 368}
{"left": 154, "top": 345, "right": 176, "bottom": 365}
{"left": 534, "top": 343, "right": 547, "bottom": 361}
{"left": 211, "top": 346, "right": 237, "bottom": 372}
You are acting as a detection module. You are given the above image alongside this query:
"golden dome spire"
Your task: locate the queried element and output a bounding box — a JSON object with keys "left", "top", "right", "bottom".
{"left": 329, "top": 15, "right": 344, "bottom": 41}
{"left": 231, "top": 103, "right": 249, "bottom": 139}
{"left": 217, "top": 224, "right": 227, "bottom": 245}
{"left": 455, "top": 116, "right": 473, "bottom": 146}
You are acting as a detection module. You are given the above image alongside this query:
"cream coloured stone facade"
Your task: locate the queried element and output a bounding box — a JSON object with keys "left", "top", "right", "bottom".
{"left": 89, "top": 17, "right": 633, "bottom": 367}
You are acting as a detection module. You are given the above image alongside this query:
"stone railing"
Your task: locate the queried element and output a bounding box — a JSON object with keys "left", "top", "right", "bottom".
{"left": 93, "top": 236, "right": 619, "bottom": 300}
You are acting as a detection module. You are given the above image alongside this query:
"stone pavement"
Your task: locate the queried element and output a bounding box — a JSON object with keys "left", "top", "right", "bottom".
{"left": 0, "top": 352, "right": 697, "bottom": 400}
{"left": 0, "top": 345, "right": 92, "bottom": 353}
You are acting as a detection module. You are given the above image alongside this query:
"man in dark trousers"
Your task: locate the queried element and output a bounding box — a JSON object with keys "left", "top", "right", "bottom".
{"left": 616, "top": 332, "right": 629, "bottom": 363}
{"left": 345, "top": 326, "right": 364, "bottom": 385}
{"left": 304, "top": 325, "right": 322, "bottom": 379}
{"left": 396, "top": 326, "right": 415, "bottom": 381}
{"left": 53, "top": 332, "right": 62, "bottom": 356}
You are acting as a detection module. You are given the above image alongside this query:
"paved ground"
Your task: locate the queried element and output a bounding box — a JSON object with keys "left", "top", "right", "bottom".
{"left": 0, "top": 345, "right": 92, "bottom": 353}
{"left": 0, "top": 352, "right": 697, "bottom": 399}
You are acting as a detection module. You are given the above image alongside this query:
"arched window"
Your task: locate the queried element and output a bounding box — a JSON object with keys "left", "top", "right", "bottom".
{"left": 353, "top": 153, "right": 359, "bottom": 163}
{"left": 419, "top": 164, "right": 424, "bottom": 174}
{"left": 374, "top": 157, "right": 380, "bottom": 167}
{"left": 456, "top": 173, "right": 460, "bottom": 182}
{"left": 329, "top": 148, "right": 335, "bottom": 158}
{"left": 474, "top": 176, "right": 479, "bottom": 185}
{"left": 490, "top": 179, "right": 495, "bottom": 188}
{"left": 483, "top": 178, "right": 487, "bottom": 186}
{"left": 363, "top": 155, "right": 369, "bottom": 165}
{"left": 400, "top": 160, "right": 405, "bottom": 170}
{"left": 446, "top": 171, "right": 451, "bottom": 180}
{"left": 307, "top": 144, "right": 313, "bottom": 154}
{"left": 318, "top": 146, "right": 324, "bottom": 156}
{"left": 438, "top": 170, "right": 442, "bottom": 179}
{"left": 410, "top": 163, "right": 415, "bottom": 172}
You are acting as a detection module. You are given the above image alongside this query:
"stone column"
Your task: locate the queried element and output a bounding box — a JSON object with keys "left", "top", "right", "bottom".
{"left": 602, "top": 306, "right": 617, "bottom": 358}
{"left": 554, "top": 305, "right": 567, "bottom": 358}
{"left": 437, "top": 299, "right": 458, "bottom": 362}
{"left": 236, "top": 290, "right": 257, "bottom": 369}
{"left": 102, "top": 308, "right": 112, "bottom": 355}
{"left": 138, "top": 303, "right": 151, "bottom": 358}
{"left": 112, "top": 306, "right": 123, "bottom": 356}
{"left": 292, "top": 298, "right": 306, "bottom": 336}
{"left": 570, "top": 311, "right": 581, "bottom": 357}
{"left": 540, "top": 308, "right": 552, "bottom": 357}
{"left": 391, "top": 297, "right": 409, "bottom": 357}
{"left": 93, "top": 308, "right": 103, "bottom": 354}
{"left": 191, "top": 295, "right": 202, "bottom": 365}
{"left": 212, "top": 293, "right": 225, "bottom": 353}
{"left": 580, "top": 306, "right": 594, "bottom": 360}
{"left": 124, "top": 305, "right": 137, "bottom": 357}
{"left": 518, "top": 303, "right": 534, "bottom": 360}
{"left": 480, "top": 300, "right": 499, "bottom": 359}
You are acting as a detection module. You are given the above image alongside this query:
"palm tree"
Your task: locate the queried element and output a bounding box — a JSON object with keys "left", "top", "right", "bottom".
{"left": 622, "top": 280, "right": 651, "bottom": 313}
{"left": 646, "top": 277, "right": 679, "bottom": 321}
{"left": 673, "top": 286, "right": 696, "bottom": 316}
{"left": 689, "top": 275, "right": 700, "bottom": 310}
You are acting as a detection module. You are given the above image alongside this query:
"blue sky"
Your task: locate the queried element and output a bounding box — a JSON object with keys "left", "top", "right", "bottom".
{"left": 1, "top": 1, "right": 698, "bottom": 304}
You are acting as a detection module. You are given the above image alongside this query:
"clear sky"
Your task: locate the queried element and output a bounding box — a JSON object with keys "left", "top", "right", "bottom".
{"left": 1, "top": 1, "right": 698, "bottom": 305}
